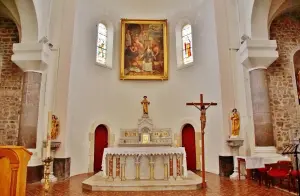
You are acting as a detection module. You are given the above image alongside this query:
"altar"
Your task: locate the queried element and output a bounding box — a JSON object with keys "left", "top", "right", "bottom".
{"left": 102, "top": 147, "right": 187, "bottom": 181}
{"left": 82, "top": 96, "right": 202, "bottom": 191}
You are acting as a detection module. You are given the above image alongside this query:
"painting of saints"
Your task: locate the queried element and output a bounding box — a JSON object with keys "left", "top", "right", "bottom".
{"left": 120, "top": 19, "right": 168, "bottom": 80}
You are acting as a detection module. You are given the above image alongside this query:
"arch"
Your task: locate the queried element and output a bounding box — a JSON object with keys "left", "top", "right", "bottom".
{"left": 96, "top": 23, "right": 108, "bottom": 65}
{"left": 14, "top": 0, "right": 38, "bottom": 42}
{"left": 181, "top": 24, "right": 193, "bottom": 65}
{"left": 268, "top": 0, "right": 300, "bottom": 27}
{"left": 176, "top": 118, "right": 201, "bottom": 170}
{"left": 175, "top": 18, "right": 194, "bottom": 69}
{"left": 293, "top": 50, "right": 300, "bottom": 104}
{"left": 88, "top": 120, "right": 112, "bottom": 172}
{"left": 95, "top": 19, "right": 114, "bottom": 69}
{"left": 248, "top": 0, "right": 300, "bottom": 40}
{"left": 182, "top": 124, "right": 196, "bottom": 170}
{"left": 250, "top": 0, "right": 272, "bottom": 39}
{"left": 93, "top": 124, "right": 108, "bottom": 173}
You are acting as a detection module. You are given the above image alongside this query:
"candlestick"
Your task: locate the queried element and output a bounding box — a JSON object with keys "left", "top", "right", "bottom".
{"left": 46, "top": 111, "right": 52, "bottom": 158}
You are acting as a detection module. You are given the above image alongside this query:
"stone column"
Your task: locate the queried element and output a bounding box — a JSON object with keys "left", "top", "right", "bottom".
{"left": 249, "top": 69, "right": 274, "bottom": 146}
{"left": 149, "top": 156, "right": 155, "bottom": 180}
{"left": 239, "top": 40, "right": 288, "bottom": 162}
{"left": 176, "top": 154, "right": 183, "bottom": 180}
{"left": 108, "top": 155, "right": 114, "bottom": 181}
{"left": 115, "top": 156, "right": 121, "bottom": 181}
{"left": 169, "top": 155, "right": 174, "bottom": 180}
{"left": 12, "top": 43, "right": 48, "bottom": 183}
{"left": 17, "top": 72, "right": 42, "bottom": 148}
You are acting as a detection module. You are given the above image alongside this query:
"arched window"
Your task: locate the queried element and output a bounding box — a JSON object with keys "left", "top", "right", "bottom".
{"left": 182, "top": 24, "right": 193, "bottom": 65}
{"left": 96, "top": 23, "right": 107, "bottom": 65}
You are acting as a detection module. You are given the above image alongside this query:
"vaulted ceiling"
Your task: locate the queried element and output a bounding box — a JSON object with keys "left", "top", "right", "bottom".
{"left": 0, "top": 0, "right": 20, "bottom": 26}
{"left": 269, "top": 0, "right": 300, "bottom": 24}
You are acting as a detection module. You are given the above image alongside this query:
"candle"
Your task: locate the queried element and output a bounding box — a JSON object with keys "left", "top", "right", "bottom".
{"left": 46, "top": 111, "right": 52, "bottom": 158}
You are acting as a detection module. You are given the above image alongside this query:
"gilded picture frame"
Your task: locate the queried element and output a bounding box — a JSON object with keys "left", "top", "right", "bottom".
{"left": 120, "top": 19, "right": 168, "bottom": 80}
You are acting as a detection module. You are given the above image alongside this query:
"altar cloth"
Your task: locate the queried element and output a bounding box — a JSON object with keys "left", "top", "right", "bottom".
{"left": 101, "top": 147, "right": 188, "bottom": 177}
{"left": 237, "top": 156, "right": 265, "bottom": 169}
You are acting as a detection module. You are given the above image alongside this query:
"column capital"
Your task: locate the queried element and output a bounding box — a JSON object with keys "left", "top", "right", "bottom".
{"left": 11, "top": 42, "right": 51, "bottom": 72}
{"left": 239, "top": 40, "right": 279, "bottom": 71}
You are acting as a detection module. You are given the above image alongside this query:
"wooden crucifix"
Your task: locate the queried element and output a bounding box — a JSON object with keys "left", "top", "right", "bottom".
{"left": 186, "top": 94, "right": 217, "bottom": 188}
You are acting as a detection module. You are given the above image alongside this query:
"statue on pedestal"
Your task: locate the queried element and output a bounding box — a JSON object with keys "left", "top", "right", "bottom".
{"left": 230, "top": 108, "right": 240, "bottom": 138}
{"left": 141, "top": 96, "right": 150, "bottom": 115}
{"left": 226, "top": 108, "right": 244, "bottom": 180}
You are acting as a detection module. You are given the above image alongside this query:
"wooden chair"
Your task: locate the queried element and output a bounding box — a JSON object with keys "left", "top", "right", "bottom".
{"left": 256, "top": 163, "right": 277, "bottom": 186}
{"left": 290, "top": 170, "right": 300, "bottom": 192}
{"left": 267, "top": 161, "right": 292, "bottom": 191}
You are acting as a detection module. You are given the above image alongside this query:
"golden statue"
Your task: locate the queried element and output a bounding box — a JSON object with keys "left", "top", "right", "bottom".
{"left": 230, "top": 108, "right": 240, "bottom": 137}
{"left": 51, "top": 114, "right": 60, "bottom": 140}
{"left": 141, "top": 96, "right": 150, "bottom": 115}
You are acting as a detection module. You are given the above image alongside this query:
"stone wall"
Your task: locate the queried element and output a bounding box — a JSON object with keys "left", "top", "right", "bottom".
{"left": 268, "top": 11, "right": 300, "bottom": 151}
{"left": 0, "top": 18, "right": 23, "bottom": 145}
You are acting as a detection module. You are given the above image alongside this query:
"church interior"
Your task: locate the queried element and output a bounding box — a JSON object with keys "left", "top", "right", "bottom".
{"left": 1, "top": 0, "right": 300, "bottom": 195}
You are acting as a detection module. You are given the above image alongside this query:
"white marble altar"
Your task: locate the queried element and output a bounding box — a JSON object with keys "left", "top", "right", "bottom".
{"left": 102, "top": 147, "right": 187, "bottom": 181}
{"left": 82, "top": 98, "right": 202, "bottom": 191}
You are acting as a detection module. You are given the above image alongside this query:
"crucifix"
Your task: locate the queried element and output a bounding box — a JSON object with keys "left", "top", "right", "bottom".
{"left": 186, "top": 94, "right": 217, "bottom": 188}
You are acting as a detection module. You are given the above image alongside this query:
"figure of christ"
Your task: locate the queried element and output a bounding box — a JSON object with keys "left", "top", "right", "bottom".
{"left": 141, "top": 96, "right": 150, "bottom": 115}
{"left": 192, "top": 102, "right": 213, "bottom": 130}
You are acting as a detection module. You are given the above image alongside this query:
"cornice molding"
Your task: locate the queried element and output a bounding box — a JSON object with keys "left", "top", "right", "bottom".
{"left": 239, "top": 40, "right": 279, "bottom": 71}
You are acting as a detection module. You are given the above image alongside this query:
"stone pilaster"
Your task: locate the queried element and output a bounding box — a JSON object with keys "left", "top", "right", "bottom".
{"left": 249, "top": 69, "right": 274, "bottom": 146}
{"left": 239, "top": 40, "right": 286, "bottom": 161}
{"left": 18, "top": 72, "right": 42, "bottom": 148}
{"left": 12, "top": 42, "right": 49, "bottom": 182}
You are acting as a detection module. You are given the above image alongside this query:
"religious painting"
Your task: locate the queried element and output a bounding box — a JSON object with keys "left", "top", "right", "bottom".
{"left": 120, "top": 19, "right": 168, "bottom": 80}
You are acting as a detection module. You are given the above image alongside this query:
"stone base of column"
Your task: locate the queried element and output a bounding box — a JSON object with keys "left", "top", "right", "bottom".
{"left": 253, "top": 146, "right": 290, "bottom": 164}
{"left": 176, "top": 176, "right": 183, "bottom": 181}
{"left": 107, "top": 176, "right": 114, "bottom": 182}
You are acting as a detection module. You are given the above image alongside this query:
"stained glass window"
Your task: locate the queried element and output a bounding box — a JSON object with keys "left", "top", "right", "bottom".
{"left": 182, "top": 24, "right": 193, "bottom": 64}
{"left": 96, "top": 23, "right": 107, "bottom": 65}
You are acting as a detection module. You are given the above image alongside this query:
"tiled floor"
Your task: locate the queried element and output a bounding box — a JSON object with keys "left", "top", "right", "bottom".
{"left": 26, "top": 172, "right": 294, "bottom": 196}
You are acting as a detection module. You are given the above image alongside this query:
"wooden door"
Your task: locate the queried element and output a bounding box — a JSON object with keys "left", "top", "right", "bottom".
{"left": 94, "top": 125, "right": 108, "bottom": 173}
{"left": 182, "top": 124, "right": 196, "bottom": 170}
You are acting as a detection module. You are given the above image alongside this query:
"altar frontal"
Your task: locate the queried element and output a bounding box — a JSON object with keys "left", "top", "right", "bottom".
{"left": 82, "top": 96, "right": 202, "bottom": 191}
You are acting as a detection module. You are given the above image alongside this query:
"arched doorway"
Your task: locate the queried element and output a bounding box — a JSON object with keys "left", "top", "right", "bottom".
{"left": 94, "top": 124, "right": 108, "bottom": 173}
{"left": 182, "top": 124, "right": 196, "bottom": 170}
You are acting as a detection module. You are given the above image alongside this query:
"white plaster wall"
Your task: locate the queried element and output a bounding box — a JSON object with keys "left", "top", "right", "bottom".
{"left": 32, "top": 0, "right": 50, "bottom": 41}
{"left": 67, "top": 0, "right": 225, "bottom": 176}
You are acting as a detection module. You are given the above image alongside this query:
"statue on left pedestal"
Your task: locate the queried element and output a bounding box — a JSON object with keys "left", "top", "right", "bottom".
{"left": 51, "top": 114, "right": 60, "bottom": 139}
{"left": 230, "top": 108, "right": 240, "bottom": 137}
{"left": 141, "top": 96, "right": 150, "bottom": 115}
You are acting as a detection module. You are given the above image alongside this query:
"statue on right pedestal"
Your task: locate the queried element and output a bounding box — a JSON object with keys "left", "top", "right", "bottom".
{"left": 230, "top": 108, "right": 240, "bottom": 138}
